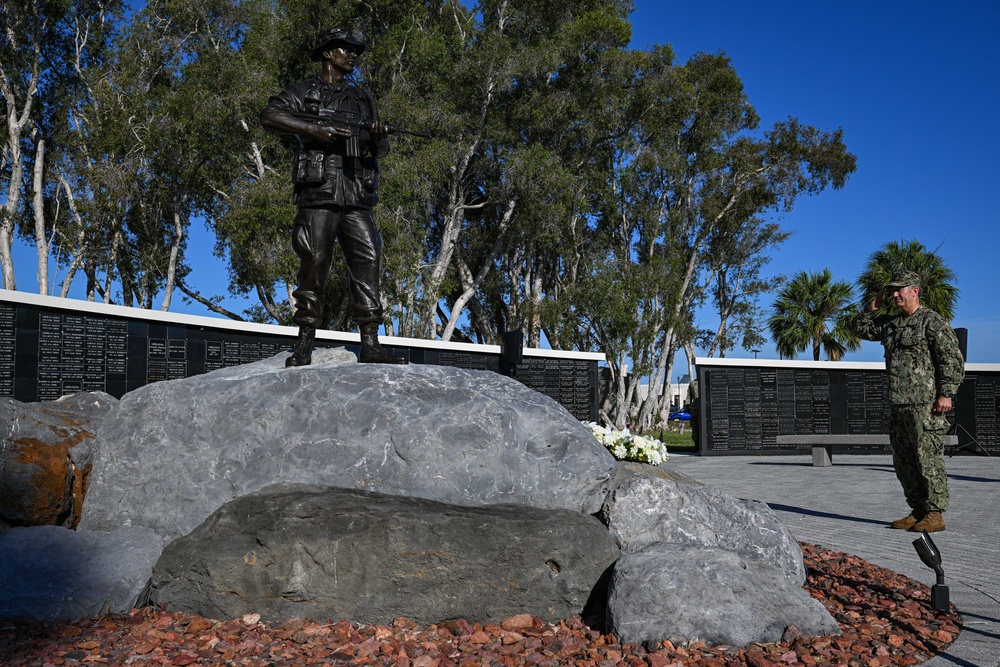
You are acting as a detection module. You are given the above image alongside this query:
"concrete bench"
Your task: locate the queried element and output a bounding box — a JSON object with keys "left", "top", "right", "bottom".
{"left": 775, "top": 434, "right": 958, "bottom": 467}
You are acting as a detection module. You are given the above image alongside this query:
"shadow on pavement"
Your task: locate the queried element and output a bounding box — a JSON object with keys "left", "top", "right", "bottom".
{"left": 763, "top": 502, "right": 887, "bottom": 527}
{"left": 955, "top": 611, "right": 1000, "bottom": 641}
{"left": 945, "top": 474, "right": 1000, "bottom": 484}
{"left": 746, "top": 461, "right": 896, "bottom": 470}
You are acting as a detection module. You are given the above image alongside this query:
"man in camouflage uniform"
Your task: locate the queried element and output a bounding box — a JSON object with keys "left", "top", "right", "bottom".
{"left": 853, "top": 270, "right": 964, "bottom": 532}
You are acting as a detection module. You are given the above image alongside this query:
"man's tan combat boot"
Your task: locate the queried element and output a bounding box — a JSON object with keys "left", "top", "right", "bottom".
{"left": 890, "top": 512, "right": 922, "bottom": 530}
{"left": 910, "top": 511, "right": 945, "bottom": 533}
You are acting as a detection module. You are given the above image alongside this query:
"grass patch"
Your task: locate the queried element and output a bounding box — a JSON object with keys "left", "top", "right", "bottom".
{"left": 641, "top": 428, "right": 698, "bottom": 451}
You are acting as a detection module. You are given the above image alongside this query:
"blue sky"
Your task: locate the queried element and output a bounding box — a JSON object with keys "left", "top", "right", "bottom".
{"left": 10, "top": 1, "right": 1000, "bottom": 363}
{"left": 626, "top": 1, "right": 1000, "bottom": 363}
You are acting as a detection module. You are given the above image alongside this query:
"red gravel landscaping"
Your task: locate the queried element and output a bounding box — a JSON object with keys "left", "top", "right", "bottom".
{"left": 0, "top": 543, "right": 961, "bottom": 666}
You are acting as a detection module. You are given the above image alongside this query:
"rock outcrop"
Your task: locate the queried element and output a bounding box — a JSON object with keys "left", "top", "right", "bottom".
{"left": 149, "top": 484, "right": 619, "bottom": 626}
{"left": 0, "top": 348, "right": 841, "bottom": 648}
{"left": 600, "top": 463, "right": 837, "bottom": 645}
{"left": 80, "top": 351, "right": 618, "bottom": 541}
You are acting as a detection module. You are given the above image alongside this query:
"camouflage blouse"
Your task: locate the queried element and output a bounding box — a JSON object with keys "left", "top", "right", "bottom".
{"left": 853, "top": 306, "right": 965, "bottom": 405}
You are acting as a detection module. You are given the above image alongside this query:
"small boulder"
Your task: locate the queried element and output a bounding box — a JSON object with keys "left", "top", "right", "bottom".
{"left": 149, "top": 483, "right": 619, "bottom": 625}
{"left": 0, "top": 392, "right": 116, "bottom": 527}
{"left": 601, "top": 462, "right": 806, "bottom": 584}
{"left": 606, "top": 544, "right": 840, "bottom": 646}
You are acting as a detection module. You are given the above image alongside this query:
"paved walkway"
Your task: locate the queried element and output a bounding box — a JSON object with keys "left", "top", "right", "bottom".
{"left": 663, "top": 453, "right": 1000, "bottom": 667}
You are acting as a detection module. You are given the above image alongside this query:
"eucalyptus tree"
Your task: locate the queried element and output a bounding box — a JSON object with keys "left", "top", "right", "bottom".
{"left": 700, "top": 215, "right": 789, "bottom": 358}
{"left": 470, "top": 1, "right": 636, "bottom": 347}
{"left": 0, "top": 0, "right": 45, "bottom": 290}
{"left": 856, "top": 239, "right": 958, "bottom": 320}
{"left": 0, "top": 0, "right": 124, "bottom": 292}
{"left": 383, "top": 0, "right": 640, "bottom": 342}
{"left": 768, "top": 269, "right": 860, "bottom": 361}
{"left": 13, "top": 0, "right": 261, "bottom": 309}
{"left": 573, "top": 50, "right": 856, "bottom": 428}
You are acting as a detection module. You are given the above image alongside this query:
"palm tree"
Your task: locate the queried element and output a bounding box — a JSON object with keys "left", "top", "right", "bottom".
{"left": 768, "top": 269, "right": 860, "bottom": 361}
{"left": 857, "top": 240, "right": 959, "bottom": 319}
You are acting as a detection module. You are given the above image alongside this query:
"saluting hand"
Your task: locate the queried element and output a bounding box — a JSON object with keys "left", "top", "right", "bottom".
{"left": 869, "top": 290, "right": 884, "bottom": 312}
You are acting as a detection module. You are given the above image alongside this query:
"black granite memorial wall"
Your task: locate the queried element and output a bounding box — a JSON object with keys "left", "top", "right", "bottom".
{"left": 696, "top": 358, "right": 1000, "bottom": 456}
{"left": 955, "top": 372, "right": 1000, "bottom": 455}
{"left": 0, "top": 294, "right": 600, "bottom": 422}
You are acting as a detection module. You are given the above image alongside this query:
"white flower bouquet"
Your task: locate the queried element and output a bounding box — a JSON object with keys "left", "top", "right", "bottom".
{"left": 584, "top": 421, "right": 669, "bottom": 465}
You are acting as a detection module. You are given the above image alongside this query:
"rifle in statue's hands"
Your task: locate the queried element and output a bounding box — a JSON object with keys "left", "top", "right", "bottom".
{"left": 290, "top": 109, "right": 432, "bottom": 139}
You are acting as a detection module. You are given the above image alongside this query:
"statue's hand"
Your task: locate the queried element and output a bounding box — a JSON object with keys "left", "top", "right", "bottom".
{"left": 369, "top": 121, "right": 390, "bottom": 140}
{"left": 309, "top": 123, "right": 352, "bottom": 143}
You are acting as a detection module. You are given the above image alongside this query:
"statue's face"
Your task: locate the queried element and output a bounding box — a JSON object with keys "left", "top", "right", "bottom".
{"left": 324, "top": 45, "right": 360, "bottom": 75}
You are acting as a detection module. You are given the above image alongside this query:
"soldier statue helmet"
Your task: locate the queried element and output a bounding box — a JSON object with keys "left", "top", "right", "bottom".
{"left": 310, "top": 28, "right": 366, "bottom": 61}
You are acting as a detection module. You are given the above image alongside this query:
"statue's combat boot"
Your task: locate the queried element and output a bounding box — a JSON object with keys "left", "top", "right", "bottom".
{"left": 359, "top": 323, "right": 408, "bottom": 364}
{"left": 286, "top": 327, "right": 316, "bottom": 367}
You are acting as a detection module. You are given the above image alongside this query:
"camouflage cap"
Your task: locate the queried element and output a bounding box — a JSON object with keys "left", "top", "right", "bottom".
{"left": 886, "top": 270, "right": 923, "bottom": 289}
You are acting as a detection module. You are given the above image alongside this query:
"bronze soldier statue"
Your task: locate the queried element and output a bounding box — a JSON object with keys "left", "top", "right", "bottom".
{"left": 260, "top": 28, "right": 406, "bottom": 366}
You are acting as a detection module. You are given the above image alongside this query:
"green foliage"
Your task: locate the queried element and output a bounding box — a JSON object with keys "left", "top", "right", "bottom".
{"left": 768, "top": 269, "right": 860, "bottom": 361}
{"left": 856, "top": 239, "right": 959, "bottom": 320}
{"left": 6, "top": 0, "right": 857, "bottom": 428}
{"left": 0, "top": 0, "right": 127, "bottom": 290}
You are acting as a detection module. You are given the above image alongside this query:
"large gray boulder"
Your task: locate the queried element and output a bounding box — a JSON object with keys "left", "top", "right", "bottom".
{"left": 0, "top": 525, "right": 162, "bottom": 621}
{"left": 80, "top": 350, "right": 617, "bottom": 541}
{"left": 607, "top": 544, "right": 840, "bottom": 646}
{"left": 149, "top": 484, "right": 619, "bottom": 625}
{"left": 601, "top": 462, "right": 806, "bottom": 584}
{"left": 1, "top": 392, "right": 116, "bottom": 528}
{"left": 599, "top": 464, "right": 838, "bottom": 647}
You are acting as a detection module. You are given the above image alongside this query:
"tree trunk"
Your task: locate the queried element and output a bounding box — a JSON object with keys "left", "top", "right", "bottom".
{"left": 57, "top": 173, "right": 88, "bottom": 298}
{"left": 0, "top": 123, "right": 24, "bottom": 289}
{"left": 440, "top": 199, "right": 515, "bottom": 342}
{"left": 421, "top": 150, "right": 475, "bottom": 336}
{"left": 684, "top": 341, "right": 697, "bottom": 377}
{"left": 528, "top": 265, "right": 543, "bottom": 347}
{"left": 110, "top": 228, "right": 128, "bottom": 306}
{"left": 161, "top": 209, "right": 184, "bottom": 311}
{"left": 0, "top": 48, "right": 40, "bottom": 290}
{"left": 176, "top": 279, "right": 245, "bottom": 320}
{"left": 636, "top": 325, "right": 672, "bottom": 429}
{"left": 255, "top": 284, "right": 285, "bottom": 323}
{"left": 612, "top": 359, "right": 629, "bottom": 430}
{"left": 32, "top": 138, "right": 47, "bottom": 294}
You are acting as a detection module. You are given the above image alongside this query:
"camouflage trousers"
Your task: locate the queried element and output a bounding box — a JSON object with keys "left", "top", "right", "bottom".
{"left": 889, "top": 404, "right": 950, "bottom": 513}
